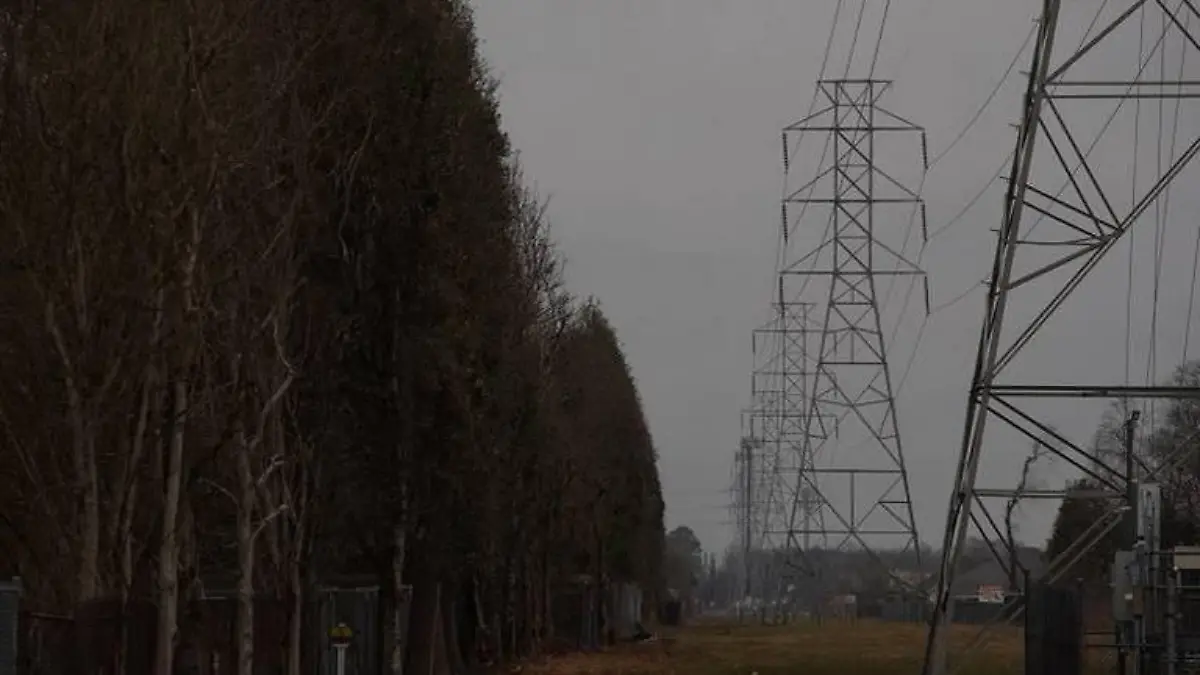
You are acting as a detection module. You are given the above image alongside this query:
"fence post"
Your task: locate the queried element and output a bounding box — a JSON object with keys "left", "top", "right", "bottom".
{"left": 0, "top": 578, "right": 21, "bottom": 675}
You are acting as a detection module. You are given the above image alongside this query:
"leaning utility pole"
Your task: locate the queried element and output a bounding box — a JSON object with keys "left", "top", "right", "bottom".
{"left": 923, "top": 1, "right": 1200, "bottom": 673}
{"left": 775, "top": 78, "right": 929, "bottom": 591}
{"left": 1125, "top": 410, "right": 1141, "bottom": 546}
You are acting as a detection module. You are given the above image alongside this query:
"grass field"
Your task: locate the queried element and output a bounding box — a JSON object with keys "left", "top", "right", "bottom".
{"left": 519, "top": 620, "right": 1032, "bottom": 675}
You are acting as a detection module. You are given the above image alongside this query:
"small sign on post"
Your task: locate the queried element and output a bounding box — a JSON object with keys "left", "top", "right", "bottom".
{"left": 329, "top": 622, "right": 354, "bottom": 675}
{"left": 977, "top": 584, "right": 1005, "bottom": 604}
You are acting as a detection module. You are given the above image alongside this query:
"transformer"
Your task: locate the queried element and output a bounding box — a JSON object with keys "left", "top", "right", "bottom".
{"left": 1109, "top": 485, "right": 1200, "bottom": 674}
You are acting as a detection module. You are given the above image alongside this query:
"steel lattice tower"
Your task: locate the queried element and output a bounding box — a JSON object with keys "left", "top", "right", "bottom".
{"left": 733, "top": 433, "right": 760, "bottom": 605}
{"left": 755, "top": 300, "right": 821, "bottom": 559}
{"left": 734, "top": 330, "right": 781, "bottom": 607}
{"left": 735, "top": 299, "right": 818, "bottom": 607}
{"left": 924, "top": 1, "right": 1200, "bottom": 673}
{"left": 776, "top": 79, "right": 928, "bottom": 585}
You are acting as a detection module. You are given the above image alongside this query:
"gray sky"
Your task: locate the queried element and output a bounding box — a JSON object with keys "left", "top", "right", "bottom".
{"left": 470, "top": 0, "right": 1200, "bottom": 557}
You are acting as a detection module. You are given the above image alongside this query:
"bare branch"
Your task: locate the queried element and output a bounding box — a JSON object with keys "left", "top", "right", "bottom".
{"left": 252, "top": 503, "right": 290, "bottom": 542}
{"left": 200, "top": 476, "right": 238, "bottom": 505}
{"left": 255, "top": 453, "right": 285, "bottom": 489}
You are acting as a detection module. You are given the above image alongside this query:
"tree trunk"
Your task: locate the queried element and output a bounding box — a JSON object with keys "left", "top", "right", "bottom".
{"left": 470, "top": 576, "right": 489, "bottom": 666}
{"left": 118, "top": 479, "right": 140, "bottom": 675}
{"left": 542, "top": 545, "right": 553, "bottom": 646}
{"left": 121, "top": 382, "right": 152, "bottom": 598}
{"left": 443, "top": 582, "right": 466, "bottom": 675}
{"left": 389, "top": 521, "right": 408, "bottom": 675}
{"left": 154, "top": 378, "right": 187, "bottom": 675}
{"left": 48, "top": 301, "right": 101, "bottom": 603}
{"left": 237, "top": 446, "right": 257, "bottom": 675}
{"left": 522, "top": 559, "right": 536, "bottom": 656}
{"left": 79, "top": 436, "right": 101, "bottom": 601}
{"left": 287, "top": 520, "right": 305, "bottom": 675}
{"left": 286, "top": 561, "right": 302, "bottom": 675}
{"left": 406, "top": 558, "right": 443, "bottom": 675}
{"left": 505, "top": 553, "right": 516, "bottom": 658}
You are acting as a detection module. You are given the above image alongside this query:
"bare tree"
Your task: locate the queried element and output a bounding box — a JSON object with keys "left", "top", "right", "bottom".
{"left": 1005, "top": 434, "right": 1056, "bottom": 591}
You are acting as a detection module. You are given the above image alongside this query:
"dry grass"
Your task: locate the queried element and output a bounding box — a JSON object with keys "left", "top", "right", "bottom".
{"left": 516, "top": 620, "right": 1029, "bottom": 675}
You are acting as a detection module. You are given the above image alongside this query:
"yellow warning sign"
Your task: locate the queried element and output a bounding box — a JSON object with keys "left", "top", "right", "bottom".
{"left": 329, "top": 622, "right": 354, "bottom": 644}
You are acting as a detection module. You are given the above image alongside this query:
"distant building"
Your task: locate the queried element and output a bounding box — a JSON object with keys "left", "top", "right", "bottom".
{"left": 825, "top": 593, "right": 858, "bottom": 621}
{"left": 946, "top": 548, "right": 1045, "bottom": 624}
{"left": 889, "top": 568, "right": 930, "bottom": 590}
{"left": 950, "top": 548, "right": 1045, "bottom": 601}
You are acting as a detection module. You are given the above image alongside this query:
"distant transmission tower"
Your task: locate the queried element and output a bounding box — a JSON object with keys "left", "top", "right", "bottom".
{"left": 735, "top": 301, "right": 817, "bottom": 608}
{"left": 733, "top": 433, "right": 758, "bottom": 607}
{"left": 752, "top": 299, "right": 820, "bottom": 571}
{"left": 924, "top": 1, "right": 1200, "bottom": 673}
{"left": 733, "top": 335, "right": 779, "bottom": 610}
{"left": 776, "top": 79, "right": 928, "bottom": 586}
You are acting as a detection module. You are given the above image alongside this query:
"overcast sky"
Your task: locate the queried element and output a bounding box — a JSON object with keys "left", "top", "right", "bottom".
{"left": 470, "top": 0, "right": 1200, "bottom": 557}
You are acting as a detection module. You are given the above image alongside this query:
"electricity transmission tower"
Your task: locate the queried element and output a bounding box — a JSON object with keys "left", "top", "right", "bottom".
{"left": 773, "top": 79, "right": 928, "bottom": 587}
{"left": 755, "top": 299, "right": 820, "bottom": 558}
{"left": 733, "top": 300, "right": 818, "bottom": 610}
{"left": 923, "top": 1, "right": 1200, "bottom": 673}
{"left": 733, "top": 434, "right": 758, "bottom": 605}
{"left": 733, "top": 334, "right": 779, "bottom": 608}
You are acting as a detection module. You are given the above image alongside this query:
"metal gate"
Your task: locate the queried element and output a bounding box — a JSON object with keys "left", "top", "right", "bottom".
{"left": 1026, "top": 582, "right": 1084, "bottom": 675}
{"left": 308, "top": 584, "right": 414, "bottom": 675}
{"left": 311, "top": 587, "right": 380, "bottom": 675}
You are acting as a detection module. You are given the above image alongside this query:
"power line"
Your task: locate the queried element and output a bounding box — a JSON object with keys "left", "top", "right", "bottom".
{"left": 868, "top": 0, "right": 893, "bottom": 78}
{"left": 842, "top": 0, "right": 869, "bottom": 79}
{"left": 1184, "top": 227, "right": 1200, "bottom": 362}
{"left": 880, "top": 0, "right": 940, "bottom": 82}
{"left": 877, "top": 20, "right": 1037, "bottom": 336}
{"left": 927, "top": 22, "right": 1037, "bottom": 170}
{"left": 757, "top": 0, "right": 847, "bottom": 335}
{"left": 927, "top": 152, "right": 1012, "bottom": 242}
{"left": 753, "top": 0, "right": 854, "bottom": 502}
{"left": 882, "top": 6, "right": 1104, "bottom": 332}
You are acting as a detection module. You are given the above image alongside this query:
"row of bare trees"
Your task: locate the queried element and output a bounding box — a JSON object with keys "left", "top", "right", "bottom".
{"left": 0, "top": 1, "right": 665, "bottom": 674}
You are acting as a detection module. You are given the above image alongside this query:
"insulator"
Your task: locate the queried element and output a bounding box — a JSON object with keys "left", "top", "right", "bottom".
{"left": 782, "top": 132, "right": 790, "bottom": 173}
{"left": 781, "top": 203, "right": 789, "bottom": 243}
{"left": 921, "top": 134, "right": 930, "bottom": 170}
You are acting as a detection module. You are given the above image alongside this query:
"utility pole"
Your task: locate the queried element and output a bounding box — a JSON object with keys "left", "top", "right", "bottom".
{"left": 1126, "top": 410, "right": 1141, "bottom": 547}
